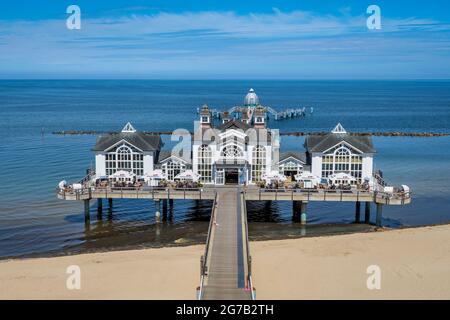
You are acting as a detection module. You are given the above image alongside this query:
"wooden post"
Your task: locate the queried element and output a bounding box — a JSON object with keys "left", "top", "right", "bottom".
{"left": 376, "top": 203, "right": 383, "bottom": 227}
{"left": 84, "top": 199, "right": 90, "bottom": 222}
{"left": 355, "top": 201, "right": 361, "bottom": 223}
{"left": 365, "top": 202, "right": 371, "bottom": 224}
{"left": 108, "top": 198, "right": 113, "bottom": 210}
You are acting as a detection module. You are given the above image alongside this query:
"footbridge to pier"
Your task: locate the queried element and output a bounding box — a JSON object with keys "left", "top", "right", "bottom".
{"left": 198, "top": 187, "right": 254, "bottom": 300}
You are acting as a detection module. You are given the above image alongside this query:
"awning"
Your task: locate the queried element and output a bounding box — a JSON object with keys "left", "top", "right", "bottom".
{"left": 215, "top": 159, "right": 248, "bottom": 168}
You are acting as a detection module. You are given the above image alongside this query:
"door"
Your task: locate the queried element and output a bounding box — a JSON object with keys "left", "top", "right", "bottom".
{"left": 225, "top": 169, "right": 239, "bottom": 184}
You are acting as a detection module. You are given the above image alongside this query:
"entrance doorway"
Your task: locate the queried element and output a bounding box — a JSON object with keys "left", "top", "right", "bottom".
{"left": 225, "top": 169, "right": 239, "bottom": 184}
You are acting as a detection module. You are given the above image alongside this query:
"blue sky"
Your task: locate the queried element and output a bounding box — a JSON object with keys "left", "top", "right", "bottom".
{"left": 1, "top": 1, "right": 450, "bottom": 79}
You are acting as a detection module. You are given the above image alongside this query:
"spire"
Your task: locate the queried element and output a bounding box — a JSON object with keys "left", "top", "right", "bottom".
{"left": 121, "top": 122, "right": 137, "bottom": 133}
{"left": 331, "top": 123, "right": 347, "bottom": 134}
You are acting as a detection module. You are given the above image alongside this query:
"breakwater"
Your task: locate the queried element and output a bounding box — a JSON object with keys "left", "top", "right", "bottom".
{"left": 52, "top": 131, "right": 449, "bottom": 137}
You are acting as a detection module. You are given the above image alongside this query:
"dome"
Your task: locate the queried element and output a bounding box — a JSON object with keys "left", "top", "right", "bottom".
{"left": 244, "top": 88, "right": 259, "bottom": 106}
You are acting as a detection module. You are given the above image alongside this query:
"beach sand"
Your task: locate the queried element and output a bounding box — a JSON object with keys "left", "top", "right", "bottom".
{"left": 1, "top": 225, "right": 449, "bottom": 299}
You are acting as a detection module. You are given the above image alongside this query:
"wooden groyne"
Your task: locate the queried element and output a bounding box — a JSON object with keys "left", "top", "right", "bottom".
{"left": 52, "top": 131, "right": 449, "bottom": 137}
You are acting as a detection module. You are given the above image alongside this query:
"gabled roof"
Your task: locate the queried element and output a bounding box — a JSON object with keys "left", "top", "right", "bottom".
{"left": 278, "top": 151, "right": 307, "bottom": 163}
{"left": 305, "top": 124, "right": 375, "bottom": 154}
{"left": 216, "top": 119, "right": 252, "bottom": 132}
{"left": 156, "top": 151, "right": 189, "bottom": 164}
{"left": 122, "top": 122, "right": 136, "bottom": 133}
{"left": 93, "top": 132, "right": 162, "bottom": 152}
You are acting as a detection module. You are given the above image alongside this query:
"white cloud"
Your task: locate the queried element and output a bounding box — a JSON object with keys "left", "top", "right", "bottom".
{"left": 0, "top": 10, "right": 449, "bottom": 78}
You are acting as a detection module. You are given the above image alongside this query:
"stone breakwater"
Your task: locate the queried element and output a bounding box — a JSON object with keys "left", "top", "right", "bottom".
{"left": 52, "top": 131, "right": 449, "bottom": 137}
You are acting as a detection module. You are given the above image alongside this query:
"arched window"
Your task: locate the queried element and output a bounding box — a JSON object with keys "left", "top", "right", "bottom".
{"left": 321, "top": 144, "right": 363, "bottom": 182}
{"left": 198, "top": 145, "right": 212, "bottom": 183}
{"left": 105, "top": 144, "right": 144, "bottom": 176}
{"left": 251, "top": 145, "right": 266, "bottom": 182}
{"left": 162, "top": 159, "right": 186, "bottom": 181}
{"left": 334, "top": 147, "right": 350, "bottom": 172}
{"left": 221, "top": 145, "right": 243, "bottom": 158}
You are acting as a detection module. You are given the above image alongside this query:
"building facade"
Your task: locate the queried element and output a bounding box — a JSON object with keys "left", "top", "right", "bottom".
{"left": 93, "top": 90, "right": 375, "bottom": 186}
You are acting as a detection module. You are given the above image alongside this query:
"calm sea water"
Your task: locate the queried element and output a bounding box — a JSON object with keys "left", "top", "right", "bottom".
{"left": 0, "top": 80, "right": 449, "bottom": 259}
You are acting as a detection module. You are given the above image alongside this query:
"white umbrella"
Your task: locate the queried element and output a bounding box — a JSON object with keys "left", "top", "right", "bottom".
{"left": 329, "top": 172, "right": 356, "bottom": 183}
{"left": 294, "top": 172, "right": 321, "bottom": 188}
{"left": 110, "top": 170, "right": 135, "bottom": 179}
{"left": 262, "top": 171, "right": 287, "bottom": 183}
{"left": 58, "top": 180, "right": 67, "bottom": 189}
{"left": 145, "top": 169, "right": 167, "bottom": 180}
{"left": 294, "top": 172, "right": 320, "bottom": 182}
{"left": 174, "top": 170, "right": 200, "bottom": 182}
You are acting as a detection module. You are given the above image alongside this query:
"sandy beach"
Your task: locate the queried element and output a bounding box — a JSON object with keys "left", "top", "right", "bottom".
{"left": 1, "top": 225, "right": 449, "bottom": 300}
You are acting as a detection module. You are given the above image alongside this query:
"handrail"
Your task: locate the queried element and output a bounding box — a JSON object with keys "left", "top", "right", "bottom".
{"left": 198, "top": 191, "right": 218, "bottom": 300}
{"left": 251, "top": 188, "right": 410, "bottom": 200}
{"left": 241, "top": 192, "right": 255, "bottom": 300}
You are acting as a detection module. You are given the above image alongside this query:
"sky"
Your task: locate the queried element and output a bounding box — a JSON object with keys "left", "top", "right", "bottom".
{"left": 0, "top": 0, "right": 450, "bottom": 79}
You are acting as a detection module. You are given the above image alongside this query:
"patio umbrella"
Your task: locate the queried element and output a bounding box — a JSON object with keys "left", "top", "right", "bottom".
{"left": 174, "top": 170, "right": 200, "bottom": 182}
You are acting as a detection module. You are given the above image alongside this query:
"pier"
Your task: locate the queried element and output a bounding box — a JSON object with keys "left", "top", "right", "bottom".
{"left": 57, "top": 184, "right": 410, "bottom": 299}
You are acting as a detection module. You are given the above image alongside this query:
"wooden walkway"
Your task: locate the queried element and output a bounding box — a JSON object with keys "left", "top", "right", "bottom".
{"left": 201, "top": 187, "right": 252, "bottom": 300}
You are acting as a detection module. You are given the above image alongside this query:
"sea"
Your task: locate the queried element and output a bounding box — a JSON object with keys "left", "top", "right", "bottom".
{"left": 0, "top": 80, "right": 449, "bottom": 259}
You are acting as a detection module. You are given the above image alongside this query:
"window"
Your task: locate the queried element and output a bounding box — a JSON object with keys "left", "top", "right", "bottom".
{"left": 198, "top": 145, "right": 212, "bottom": 183}
{"left": 221, "top": 145, "right": 243, "bottom": 158}
{"left": 334, "top": 147, "right": 350, "bottom": 172}
{"left": 252, "top": 145, "right": 266, "bottom": 182}
{"left": 201, "top": 116, "right": 209, "bottom": 123}
{"left": 105, "top": 144, "right": 144, "bottom": 176}
{"left": 162, "top": 159, "right": 186, "bottom": 181}
{"left": 321, "top": 145, "right": 363, "bottom": 183}
{"left": 255, "top": 117, "right": 263, "bottom": 123}
{"left": 279, "top": 160, "right": 302, "bottom": 176}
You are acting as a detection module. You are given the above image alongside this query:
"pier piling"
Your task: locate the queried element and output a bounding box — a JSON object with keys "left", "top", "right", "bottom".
{"left": 83, "top": 199, "right": 90, "bottom": 222}
{"left": 300, "top": 201, "right": 308, "bottom": 225}
{"left": 376, "top": 204, "right": 383, "bottom": 227}
{"left": 162, "top": 199, "right": 168, "bottom": 214}
{"left": 97, "top": 199, "right": 102, "bottom": 213}
{"left": 355, "top": 201, "right": 361, "bottom": 223}
{"left": 155, "top": 200, "right": 161, "bottom": 222}
{"left": 365, "top": 202, "right": 371, "bottom": 224}
{"left": 108, "top": 198, "right": 113, "bottom": 210}
{"left": 97, "top": 199, "right": 103, "bottom": 219}
{"left": 292, "top": 201, "right": 302, "bottom": 221}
